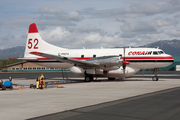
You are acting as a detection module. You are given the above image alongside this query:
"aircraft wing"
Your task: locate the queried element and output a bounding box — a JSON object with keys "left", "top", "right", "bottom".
{"left": 30, "top": 51, "right": 98, "bottom": 68}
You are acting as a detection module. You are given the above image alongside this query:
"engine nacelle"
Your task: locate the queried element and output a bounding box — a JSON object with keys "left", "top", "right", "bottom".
{"left": 87, "top": 55, "right": 122, "bottom": 71}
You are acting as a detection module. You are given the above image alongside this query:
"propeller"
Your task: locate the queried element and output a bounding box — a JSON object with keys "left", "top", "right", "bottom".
{"left": 122, "top": 47, "right": 129, "bottom": 79}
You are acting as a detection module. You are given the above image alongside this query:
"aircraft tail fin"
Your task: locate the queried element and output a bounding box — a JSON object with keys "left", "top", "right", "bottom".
{"left": 24, "top": 23, "right": 67, "bottom": 58}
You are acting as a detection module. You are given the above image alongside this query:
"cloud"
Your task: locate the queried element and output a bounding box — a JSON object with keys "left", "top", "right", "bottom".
{"left": 36, "top": 8, "right": 84, "bottom": 24}
{"left": 1, "top": 0, "right": 180, "bottom": 50}
{"left": 0, "top": 34, "right": 27, "bottom": 49}
{"left": 0, "top": 7, "right": 84, "bottom": 31}
{"left": 40, "top": 26, "right": 70, "bottom": 42}
{"left": 167, "top": 27, "right": 180, "bottom": 37}
{"left": 151, "top": 17, "right": 179, "bottom": 27}
{"left": 37, "top": 6, "right": 63, "bottom": 14}
{"left": 174, "top": 13, "right": 180, "bottom": 19}
{"left": 0, "top": 20, "right": 3, "bottom": 28}
{"left": 78, "top": 25, "right": 101, "bottom": 33}
{"left": 68, "top": 11, "right": 84, "bottom": 21}
{"left": 38, "top": 26, "right": 122, "bottom": 49}
{"left": 75, "top": 33, "right": 120, "bottom": 48}
{"left": 120, "top": 20, "right": 157, "bottom": 38}
{"left": 1, "top": 16, "right": 37, "bottom": 29}
{"left": 81, "top": 1, "right": 180, "bottom": 19}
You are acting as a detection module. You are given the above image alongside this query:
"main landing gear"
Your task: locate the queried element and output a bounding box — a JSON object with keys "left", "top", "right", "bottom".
{"left": 85, "top": 76, "right": 93, "bottom": 82}
{"left": 84, "top": 71, "right": 93, "bottom": 82}
{"left": 152, "top": 68, "right": 159, "bottom": 81}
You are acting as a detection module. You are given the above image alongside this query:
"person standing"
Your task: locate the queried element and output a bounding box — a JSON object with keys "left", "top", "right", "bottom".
{"left": 9, "top": 76, "right": 12, "bottom": 81}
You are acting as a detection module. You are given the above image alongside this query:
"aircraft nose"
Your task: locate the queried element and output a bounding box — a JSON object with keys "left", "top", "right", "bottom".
{"left": 171, "top": 56, "right": 174, "bottom": 62}
{"left": 166, "top": 54, "right": 174, "bottom": 62}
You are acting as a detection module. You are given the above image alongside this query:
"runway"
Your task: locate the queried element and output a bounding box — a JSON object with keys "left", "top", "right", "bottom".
{"left": 0, "top": 71, "right": 180, "bottom": 79}
{"left": 28, "top": 87, "right": 180, "bottom": 120}
{"left": 0, "top": 75, "right": 180, "bottom": 120}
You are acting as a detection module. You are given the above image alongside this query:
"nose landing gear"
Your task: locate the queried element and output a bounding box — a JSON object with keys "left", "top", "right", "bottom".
{"left": 152, "top": 68, "right": 159, "bottom": 81}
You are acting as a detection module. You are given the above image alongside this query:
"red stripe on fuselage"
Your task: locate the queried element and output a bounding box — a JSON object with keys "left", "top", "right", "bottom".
{"left": 35, "top": 56, "right": 173, "bottom": 61}
{"left": 122, "top": 56, "right": 173, "bottom": 60}
{"left": 72, "top": 56, "right": 174, "bottom": 60}
{"left": 71, "top": 57, "right": 93, "bottom": 60}
{"left": 123, "top": 56, "right": 174, "bottom": 60}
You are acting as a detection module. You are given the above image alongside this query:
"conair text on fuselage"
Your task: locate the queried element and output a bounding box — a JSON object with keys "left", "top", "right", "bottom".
{"left": 128, "top": 51, "right": 152, "bottom": 55}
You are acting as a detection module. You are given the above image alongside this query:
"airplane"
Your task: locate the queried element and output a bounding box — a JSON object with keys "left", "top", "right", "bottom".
{"left": 19, "top": 23, "right": 174, "bottom": 81}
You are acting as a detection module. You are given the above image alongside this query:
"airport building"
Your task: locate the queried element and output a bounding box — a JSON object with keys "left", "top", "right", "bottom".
{"left": 1, "top": 61, "right": 64, "bottom": 72}
{"left": 1, "top": 56, "right": 180, "bottom": 72}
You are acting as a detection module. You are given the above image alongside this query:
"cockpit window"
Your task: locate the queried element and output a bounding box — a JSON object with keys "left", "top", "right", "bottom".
{"left": 153, "top": 51, "right": 159, "bottom": 55}
{"left": 158, "top": 51, "right": 164, "bottom": 54}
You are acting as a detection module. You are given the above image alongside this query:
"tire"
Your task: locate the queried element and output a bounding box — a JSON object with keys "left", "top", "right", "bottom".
{"left": 2, "top": 86, "right": 6, "bottom": 90}
{"left": 152, "top": 76, "right": 158, "bottom": 81}
{"left": 85, "top": 76, "right": 93, "bottom": 82}
{"left": 108, "top": 78, "right": 115, "bottom": 80}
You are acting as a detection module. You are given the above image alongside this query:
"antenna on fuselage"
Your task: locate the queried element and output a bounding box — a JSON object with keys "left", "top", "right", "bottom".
{"left": 155, "top": 46, "right": 159, "bottom": 49}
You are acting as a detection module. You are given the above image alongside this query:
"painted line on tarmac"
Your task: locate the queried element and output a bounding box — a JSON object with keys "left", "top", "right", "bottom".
{"left": 133, "top": 74, "right": 180, "bottom": 76}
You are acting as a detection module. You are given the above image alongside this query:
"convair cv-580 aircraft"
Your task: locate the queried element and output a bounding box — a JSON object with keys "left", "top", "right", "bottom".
{"left": 20, "top": 23, "right": 174, "bottom": 81}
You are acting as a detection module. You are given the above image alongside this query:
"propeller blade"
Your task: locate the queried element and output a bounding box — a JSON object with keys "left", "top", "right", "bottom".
{"left": 123, "top": 66, "right": 125, "bottom": 79}
{"left": 122, "top": 47, "right": 129, "bottom": 79}
{"left": 123, "top": 47, "right": 126, "bottom": 79}
{"left": 124, "top": 47, "right": 125, "bottom": 61}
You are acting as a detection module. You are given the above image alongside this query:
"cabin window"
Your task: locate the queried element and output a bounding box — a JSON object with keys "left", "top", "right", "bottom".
{"left": 158, "top": 51, "right": 164, "bottom": 54}
{"left": 153, "top": 51, "right": 158, "bottom": 55}
{"left": 93, "top": 55, "right": 96, "bottom": 58}
{"left": 81, "top": 55, "right": 84, "bottom": 58}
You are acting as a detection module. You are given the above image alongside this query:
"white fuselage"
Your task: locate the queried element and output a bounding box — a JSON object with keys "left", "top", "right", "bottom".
{"left": 29, "top": 48, "right": 173, "bottom": 78}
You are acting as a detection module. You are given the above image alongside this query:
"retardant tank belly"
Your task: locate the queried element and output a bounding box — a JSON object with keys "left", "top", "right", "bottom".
{"left": 69, "top": 66, "right": 140, "bottom": 78}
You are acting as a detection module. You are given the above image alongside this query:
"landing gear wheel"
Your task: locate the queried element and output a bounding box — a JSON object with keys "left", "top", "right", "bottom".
{"left": 2, "top": 86, "right": 6, "bottom": 90}
{"left": 85, "top": 76, "right": 93, "bottom": 82}
{"left": 108, "top": 77, "right": 115, "bottom": 80}
{"left": 152, "top": 76, "right": 158, "bottom": 81}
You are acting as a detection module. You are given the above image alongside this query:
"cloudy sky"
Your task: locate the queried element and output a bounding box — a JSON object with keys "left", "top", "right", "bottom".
{"left": 0, "top": 0, "right": 180, "bottom": 49}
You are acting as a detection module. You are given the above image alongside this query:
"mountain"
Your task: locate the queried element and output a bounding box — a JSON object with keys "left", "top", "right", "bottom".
{"left": 0, "top": 46, "right": 25, "bottom": 59}
{"left": 0, "top": 39, "right": 179, "bottom": 59}
{"left": 140, "top": 39, "right": 180, "bottom": 56}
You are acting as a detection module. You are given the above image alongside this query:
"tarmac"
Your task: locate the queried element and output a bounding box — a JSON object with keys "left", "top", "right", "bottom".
{"left": 0, "top": 76, "right": 180, "bottom": 120}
